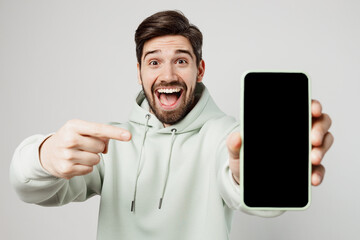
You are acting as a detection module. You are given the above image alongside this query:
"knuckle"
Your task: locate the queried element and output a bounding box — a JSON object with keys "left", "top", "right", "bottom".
{"left": 63, "top": 149, "right": 75, "bottom": 160}
{"left": 81, "top": 166, "right": 93, "bottom": 176}
{"left": 318, "top": 165, "right": 326, "bottom": 175}
{"left": 325, "top": 132, "right": 334, "bottom": 147}
{"left": 65, "top": 119, "right": 80, "bottom": 131}
{"left": 98, "top": 141, "right": 106, "bottom": 152}
{"left": 324, "top": 113, "right": 332, "bottom": 127}
{"left": 63, "top": 134, "right": 77, "bottom": 148}
{"left": 67, "top": 118, "right": 80, "bottom": 125}
{"left": 65, "top": 119, "right": 75, "bottom": 128}
{"left": 87, "top": 166, "right": 94, "bottom": 173}
{"left": 314, "top": 164, "right": 325, "bottom": 172}
{"left": 93, "top": 154, "right": 101, "bottom": 165}
{"left": 318, "top": 126, "right": 326, "bottom": 136}
{"left": 58, "top": 162, "right": 73, "bottom": 175}
{"left": 88, "top": 154, "right": 100, "bottom": 166}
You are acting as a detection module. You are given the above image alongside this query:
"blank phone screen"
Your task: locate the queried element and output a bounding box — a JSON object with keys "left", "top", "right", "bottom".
{"left": 243, "top": 72, "right": 310, "bottom": 208}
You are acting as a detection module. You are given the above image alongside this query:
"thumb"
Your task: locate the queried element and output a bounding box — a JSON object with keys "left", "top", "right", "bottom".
{"left": 226, "top": 132, "right": 242, "bottom": 160}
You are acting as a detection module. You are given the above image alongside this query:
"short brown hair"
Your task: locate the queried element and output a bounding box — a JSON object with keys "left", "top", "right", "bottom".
{"left": 135, "top": 10, "right": 203, "bottom": 66}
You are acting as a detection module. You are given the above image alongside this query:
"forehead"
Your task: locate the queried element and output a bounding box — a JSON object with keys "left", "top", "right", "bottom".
{"left": 142, "top": 35, "right": 194, "bottom": 57}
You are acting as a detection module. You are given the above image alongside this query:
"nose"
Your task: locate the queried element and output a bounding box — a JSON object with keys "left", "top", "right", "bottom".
{"left": 160, "top": 63, "right": 178, "bottom": 82}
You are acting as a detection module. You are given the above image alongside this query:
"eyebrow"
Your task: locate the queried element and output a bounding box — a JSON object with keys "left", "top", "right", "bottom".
{"left": 143, "top": 50, "right": 160, "bottom": 61}
{"left": 175, "top": 49, "right": 194, "bottom": 59}
{"left": 142, "top": 49, "right": 194, "bottom": 61}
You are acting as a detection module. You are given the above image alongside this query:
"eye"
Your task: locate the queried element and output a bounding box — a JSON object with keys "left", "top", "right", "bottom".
{"left": 149, "top": 60, "right": 159, "bottom": 66}
{"left": 176, "top": 59, "right": 187, "bottom": 64}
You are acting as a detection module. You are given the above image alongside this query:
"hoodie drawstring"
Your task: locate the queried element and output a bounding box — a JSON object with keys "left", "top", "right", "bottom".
{"left": 130, "top": 115, "right": 177, "bottom": 212}
{"left": 158, "top": 128, "right": 177, "bottom": 209}
{"left": 131, "top": 114, "right": 151, "bottom": 212}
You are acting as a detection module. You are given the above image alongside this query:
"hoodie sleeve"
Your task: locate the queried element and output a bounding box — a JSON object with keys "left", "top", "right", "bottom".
{"left": 215, "top": 121, "right": 285, "bottom": 218}
{"left": 10, "top": 134, "right": 103, "bottom": 206}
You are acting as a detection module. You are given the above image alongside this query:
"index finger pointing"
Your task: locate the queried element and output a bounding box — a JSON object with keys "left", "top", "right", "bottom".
{"left": 68, "top": 119, "right": 132, "bottom": 141}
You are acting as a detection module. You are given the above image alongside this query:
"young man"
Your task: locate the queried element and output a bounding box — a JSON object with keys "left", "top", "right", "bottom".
{"left": 10, "top": 10, "right": 333, "bottom": 239}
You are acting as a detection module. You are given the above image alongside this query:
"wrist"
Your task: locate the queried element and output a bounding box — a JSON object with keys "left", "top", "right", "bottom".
{"left": 38, "top": 135, "right": 53, "bottom": 172}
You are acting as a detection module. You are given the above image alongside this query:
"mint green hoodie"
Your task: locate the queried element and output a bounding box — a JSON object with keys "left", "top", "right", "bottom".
{"left": 10, "top": 83, "right": 283, "bottom": 240}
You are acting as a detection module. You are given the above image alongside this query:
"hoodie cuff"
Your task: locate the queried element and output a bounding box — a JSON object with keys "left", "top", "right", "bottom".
{"left": 218, "top": 159, "right": 242, "bottom": 210}
{"left": 18, "top": 134, "right": 57, "bottom": 181}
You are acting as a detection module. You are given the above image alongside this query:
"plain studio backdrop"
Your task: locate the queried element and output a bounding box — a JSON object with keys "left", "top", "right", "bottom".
{"left": 0, "top": 0, "right": 358, "bottom": 239}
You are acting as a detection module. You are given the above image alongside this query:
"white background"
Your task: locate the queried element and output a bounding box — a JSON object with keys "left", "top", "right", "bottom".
{"left": 1, "top": 0, "right": 358, "bottom": 239}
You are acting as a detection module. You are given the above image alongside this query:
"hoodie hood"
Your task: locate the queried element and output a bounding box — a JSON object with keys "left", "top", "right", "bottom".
{"left": 129, "top": 82, "right": 226, "bottom": 134}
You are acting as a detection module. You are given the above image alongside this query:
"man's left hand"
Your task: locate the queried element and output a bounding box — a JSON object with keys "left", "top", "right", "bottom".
{"left": 227, "top": 99, "right": 334, "bottom": 186}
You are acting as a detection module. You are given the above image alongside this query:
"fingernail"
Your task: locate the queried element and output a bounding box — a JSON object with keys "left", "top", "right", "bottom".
{"left": 315, "top": 174, "right": 322, "bottom": 185}
{"left": 121, "top": 132, "right": 131, "bottom": 140}
{"left": 312, "top": 131, "right": 322, "bottom": 146}
{"left": 312, "top": 173, "right": 322, "bottom": 185}
{"left": 311, "top": 150, "right": 322, "bottom": 163}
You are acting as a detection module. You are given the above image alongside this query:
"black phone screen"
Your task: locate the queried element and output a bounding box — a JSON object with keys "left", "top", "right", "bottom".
{"left": 243, "top": 72, "right": 310, "bottom": 208}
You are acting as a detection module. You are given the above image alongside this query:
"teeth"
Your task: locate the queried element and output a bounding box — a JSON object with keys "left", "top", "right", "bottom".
{"left": 157, "top": 88, "right": 181, "bottom": 94}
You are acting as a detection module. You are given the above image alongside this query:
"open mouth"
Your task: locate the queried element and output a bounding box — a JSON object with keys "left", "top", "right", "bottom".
{"left": 155, "top": 87, "right": 184, "bottom": 110}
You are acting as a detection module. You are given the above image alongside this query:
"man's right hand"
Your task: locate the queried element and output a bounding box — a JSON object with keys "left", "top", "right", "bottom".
{"left": 39, "top": 119, "right": 132, "bottom": 179}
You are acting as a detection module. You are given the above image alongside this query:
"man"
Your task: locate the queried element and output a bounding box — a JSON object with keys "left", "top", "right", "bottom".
{"left": 10, "top": 10, "right": 333, "bottom": 240}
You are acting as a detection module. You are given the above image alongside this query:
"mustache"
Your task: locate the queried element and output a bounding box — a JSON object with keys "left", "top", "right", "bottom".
{"left": 152, "top": 81, "right": 187, "bottom": 92}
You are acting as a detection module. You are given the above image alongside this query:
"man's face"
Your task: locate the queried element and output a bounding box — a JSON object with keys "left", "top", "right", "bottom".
{"left": 137, "top": 35, "right": 205, "bottom": 126}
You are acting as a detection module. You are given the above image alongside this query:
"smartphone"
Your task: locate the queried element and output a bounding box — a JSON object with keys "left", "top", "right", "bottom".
{"left": 240, "top": 71, "right": 311, "bottom": 210}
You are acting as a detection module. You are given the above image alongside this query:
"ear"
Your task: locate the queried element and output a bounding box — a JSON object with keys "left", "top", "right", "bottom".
{"left": 137, "top": 63, "right": 142, "bottom": 85}
{"left": 197, "top": 60, "right": 205, "bottom": 83}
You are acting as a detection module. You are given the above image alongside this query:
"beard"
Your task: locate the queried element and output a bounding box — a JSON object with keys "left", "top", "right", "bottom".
{"left": 141, "top": 80, "right": 197, "bottom": 125}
